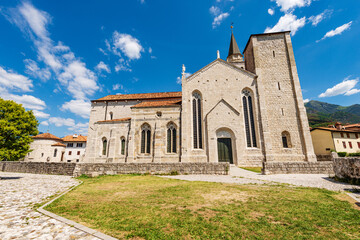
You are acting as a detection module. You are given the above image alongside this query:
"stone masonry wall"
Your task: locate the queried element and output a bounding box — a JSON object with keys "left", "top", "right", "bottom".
{"left": 333, "top": 157, "right": 360, "bottom": 179}
{"left": 73, "top": 163, "right": 229, "bottom": 177}
{"left": 263, "top": 161, "right": 334, "bottom": 175}
{"left": 0, "top": 162, "right": 76, "bottom": 176}
{"left": 1, "top": 162, "right": 229, "bottom": 177}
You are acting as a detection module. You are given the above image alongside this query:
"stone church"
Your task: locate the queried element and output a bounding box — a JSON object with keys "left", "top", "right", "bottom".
{"left": 84, "top": 31, "right": 316, "bottom": 166}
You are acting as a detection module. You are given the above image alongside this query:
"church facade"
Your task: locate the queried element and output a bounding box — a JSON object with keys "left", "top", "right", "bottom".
{"left": 84, "top": 31, "right": 316, "bottom": 166}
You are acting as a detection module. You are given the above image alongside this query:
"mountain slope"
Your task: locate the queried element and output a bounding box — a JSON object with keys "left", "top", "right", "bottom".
{"left": 305, "top": 100, "right": 360, "bottom": 127}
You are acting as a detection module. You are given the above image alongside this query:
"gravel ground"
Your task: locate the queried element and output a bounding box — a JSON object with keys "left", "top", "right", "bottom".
{"left": 0, "top": 172, "right": 99, "bottom": 240}
{"left": 162, "top": 166, "right": 360, "bottom": 201}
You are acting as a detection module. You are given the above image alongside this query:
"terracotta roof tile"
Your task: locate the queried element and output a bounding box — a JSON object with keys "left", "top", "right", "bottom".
{"left": 62, "top": 135, "right": 87, "bottom": 142}
{"left": 96, "top": 117, "right": 131, "bottom": 123}
{"left": 33, "top": 133, "right": 61, "bottom": 140}
{"left": 93, "top": 91, "right": 182, "bottom": 102}
{"left": 51, "top": 142, "right": 66, "bottom": 147}
{"left": 131, "top": 100, "right": 181, "bottom": 108}
{"left": 311, "top": 127, "right": 360, "bottom": 133}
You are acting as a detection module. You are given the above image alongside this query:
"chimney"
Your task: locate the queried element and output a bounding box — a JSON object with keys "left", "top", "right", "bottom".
{"left": 335, "top": 122, "right": 342, "bottom": 130}
{"left": 73, "top": 134, "right": 78, "bottom": 138}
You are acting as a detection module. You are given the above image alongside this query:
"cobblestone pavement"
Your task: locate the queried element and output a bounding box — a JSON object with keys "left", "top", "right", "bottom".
{"left": 0, "top": 172, "right": 99, "bottom": 240}
{"left": 163, "top": 166, "right": 360, "bottom": 194}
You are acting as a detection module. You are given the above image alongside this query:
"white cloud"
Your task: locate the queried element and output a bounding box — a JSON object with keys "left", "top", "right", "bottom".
{"left": 0, "top": 66, "right": 33, "bottom": 92}
{"left": 68, "top": 122, "right": 89, "bottom": 135}
{"left": 265, "top": 13, "right": 306, "bottom": 36}
{"left": 32, "top": 110, "right": 50, "bottom": 118}
{"left": 209, "top": 6, "right": 230, "bottom": 29}
{"left": 272, "top": 0, "right": 311, "bottom": 12}
{"left": 112, "top": 32, "right": 143, "bottom": 60}
{"left": 48, "top": 117, "right": 75, "bottom": 127}
{"left": 40, "top": 120, "right": 49, "bottom": 126}
{"left": 112, "top": 83, "right": 123, "bottom": 91}
{"left": 47, "top": 116, "right": 89, "bottom": 134}
{"left": 177, "top": 72, "right": 191, "bottom": 84}
{"left": 5, "top": 2, "right": 99, "bottom": 101}
{"left": 24, "top": 59, "right": 51, "bottom": 81}
{"left": 318, "top": 21, "right": 352, "bottom": 42}
{"left": 148, "top": 47, "right": 152, "bottom": 54}
{"left": 268, "top": 8, "right": 275, "bottom": 16}
{"left": 303, "top": 98, "right": 310, "bottom": 103}
{"left": 319, "top": 77, "right": 360, "bottom": 98}
{"left": 95, "top": 61, "right": 110, "bottom": 73}
{"left": 308, "top": 10, "right": 332, "bottom": 26}
{"left": 61, "top": 99, "right": 91, "bottom": 119}
{"left": 114, "top": 59, "right": 132, "bottom": 72}
{"left": 0, "top": 93, "right": 46, "bottom": 110}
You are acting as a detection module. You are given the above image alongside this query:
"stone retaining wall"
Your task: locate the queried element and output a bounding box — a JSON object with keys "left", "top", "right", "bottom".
{"left": 316, "top": 155, "right": 332, "bottom": 162}
{"left": 1, "top": 162, "right": 229, "bottom": 177}
{"left": 263, "top": 162, "right": 334, "bottom": 175}
{"left": 333, "top": 157, "right": 360, "bottom": 180}
{"left": 0, "top": 162, "right": 76, "bottom": 176}
{"left": 73, "top": 163, "right": 229, "bottom": 177}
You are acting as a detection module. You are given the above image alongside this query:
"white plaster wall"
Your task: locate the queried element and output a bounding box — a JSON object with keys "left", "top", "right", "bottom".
{"left": 24, "top": 139, "right": 65, "bottom": 162}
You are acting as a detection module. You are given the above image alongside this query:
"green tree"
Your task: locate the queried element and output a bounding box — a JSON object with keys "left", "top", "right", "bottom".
{"left": 0, "top": 98, "right": 39, "bottom": 161}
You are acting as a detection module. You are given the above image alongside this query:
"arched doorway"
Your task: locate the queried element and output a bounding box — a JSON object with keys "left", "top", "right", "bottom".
{"left": 216, "top": 129, "right": 234, "bottom": 164}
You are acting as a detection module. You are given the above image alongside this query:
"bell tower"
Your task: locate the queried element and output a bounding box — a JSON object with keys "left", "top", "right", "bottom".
{"left": 227, "top": 27, "right": 245, "bottom": 69}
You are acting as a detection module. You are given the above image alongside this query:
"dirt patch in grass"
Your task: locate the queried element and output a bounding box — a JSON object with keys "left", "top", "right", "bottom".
{"left": 46, "top": 175, "right": 360, "bottom": 240}
{"left": 335, "top": 193, "right": 360, "bottom": 210}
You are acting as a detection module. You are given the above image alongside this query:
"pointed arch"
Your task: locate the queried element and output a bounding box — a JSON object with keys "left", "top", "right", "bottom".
{"left": 242, "top": 89, "right": 257, "bottom": 148}
{"left": 102, "top": 137, "right": 107, "bottom": 155}
{"left": 120, "top": 137, "right": 126, "bottom": 155}
{"left": 192, "top": 91, "right": 203, "bottom": 149}
{"left": 167, "top": 122, "right": 177, "bottom": 153}
{"left": 140, "top": 123, "right": 151, "bottom": 154}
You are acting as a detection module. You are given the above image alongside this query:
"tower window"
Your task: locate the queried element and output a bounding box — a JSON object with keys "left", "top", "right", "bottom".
{"left": 53, "top": 149, "right": 57, "bottom": 157}
{"left": 278, "top": 82, "right": 281, "bottom": 90}
{"left": 273, "top": 51, "right": 275, "bottom": 57}
{"left": 242, "top": 89, "right": 257, "bottom": 148}
{"left": 192, "top": 92, "right": 203, "bottom": 149}
{"left": 281, "top": 131, "right": 291, "bottom": 148}
{"left": 141, "top": 124, "right": 151, "bottom": 154}
{"left": 109, "top": 112, "right": 113, "bottom": 120}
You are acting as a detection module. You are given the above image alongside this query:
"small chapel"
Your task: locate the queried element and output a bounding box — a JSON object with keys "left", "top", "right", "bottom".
{"left": 84, "top": 31, "right": 316, "bottom": 166}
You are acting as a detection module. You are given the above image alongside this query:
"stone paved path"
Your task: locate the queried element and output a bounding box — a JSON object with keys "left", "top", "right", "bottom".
{"left": 163, "top": 166, "right": 360, "bottom": 201}
{"left": 0, "top": 172, "right": 99, "bottom": 240}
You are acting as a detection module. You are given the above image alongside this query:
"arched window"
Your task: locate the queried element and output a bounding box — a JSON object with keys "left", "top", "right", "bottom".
{"left": 141, "top": 124, "right": 151, "bottom": 154}
{"left": 53, "top": 148, "right": 57, "bottom": 157}
{"left": 109, "top": 112, "right": 113, "bottom": 120}
{"left": 121, "top": 137, "right": 126, "bottom": 155}
{"left": 242, "top": 89, "right": 257, "bottom": 148}
{"left": 102, "top": 138, "right": 107, "bottom": 155}
{"left": 192, "top": 92, "right": 203, "bottom": 149}
{"left": 282, "top": 131, "right": 291, "bottom": 148}
{"left": 167, "top": 123, "right": 177, "bottom": 153}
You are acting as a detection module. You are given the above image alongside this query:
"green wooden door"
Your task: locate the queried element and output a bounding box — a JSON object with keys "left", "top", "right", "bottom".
{"left": 217, "top": 138, "right": 233, "bottom": 164}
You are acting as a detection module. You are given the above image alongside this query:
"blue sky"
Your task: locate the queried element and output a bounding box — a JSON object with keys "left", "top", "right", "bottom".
{"left": 0, "top": 0, "right": 359, "bottom": 137}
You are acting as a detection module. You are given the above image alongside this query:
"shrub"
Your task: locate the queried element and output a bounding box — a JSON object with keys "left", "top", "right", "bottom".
{"left": 348, "top": 152, "right": 360, "bottom": 157}
{"left": 337, "top": 152, "right": 347, "bottom": 157}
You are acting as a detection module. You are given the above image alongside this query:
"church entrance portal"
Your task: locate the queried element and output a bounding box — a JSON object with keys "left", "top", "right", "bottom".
{"left": 217, "top": 138, "right": 233, "bottom": 164}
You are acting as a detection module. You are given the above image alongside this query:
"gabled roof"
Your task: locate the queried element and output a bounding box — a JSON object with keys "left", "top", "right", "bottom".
{"left": 33, "top": 133, "right": 61, "bottom": 141}
{"left": 186, "top": 58, "right": 256, "bottom": 82}
{"left": 310, "top": 127, "right": 360, "bottom": 133}
{"left": 131, "top": 100, "right": 181, "bottom": 108}
{"left": 96, "top": 117, "right": 131, "bottom": 124}
{"left": 51, "top": 142, "right": 66, "bottom": 147}
{"left": 62, "top": 135, "right": 87, "bottom": 142}
{"left": 92, "top": 92, "right": 182, "bottom": 102}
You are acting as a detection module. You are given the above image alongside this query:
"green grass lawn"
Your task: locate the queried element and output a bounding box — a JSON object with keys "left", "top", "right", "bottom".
{"left": 240, "top": 167, "right": 262, "bottom": 173}
{"left": 45, "top": 175, "right": 360, "bottom": 239}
